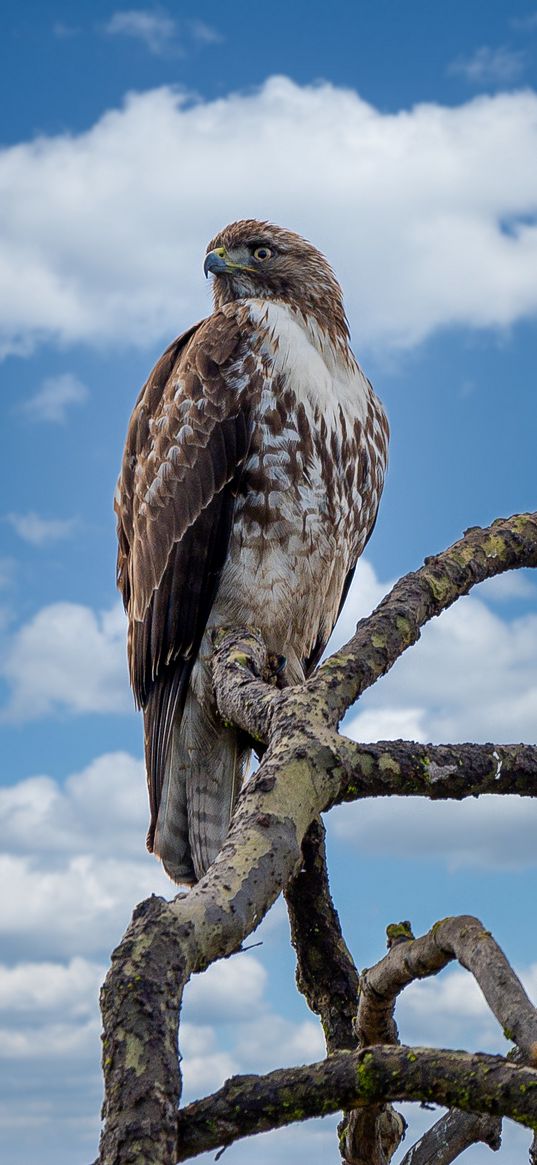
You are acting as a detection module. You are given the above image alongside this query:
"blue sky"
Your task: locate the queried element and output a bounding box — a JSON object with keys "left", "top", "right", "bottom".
{"left": 1, "top": 2, "right": 537, "bottom": 1163}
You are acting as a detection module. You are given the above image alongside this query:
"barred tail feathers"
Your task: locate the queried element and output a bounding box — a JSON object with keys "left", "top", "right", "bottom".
{"left": 153, "top": 688, "right": 249, "bottom": 884}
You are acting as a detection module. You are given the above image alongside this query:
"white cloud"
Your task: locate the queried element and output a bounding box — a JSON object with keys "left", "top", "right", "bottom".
{"left": 324, "top": 559, "right": 392, "bottom": 653}
{"left": 0, "top": 751, "right": 146, "bottom": 860}
{"left": 330, "top": 793, "right": 537, "bottom": 871}
{"left": 188, "top": 20, "right": 222, "bottom": 45}
{"left": 322, "top": 556, "right": 537, "bottom": 870}
{"left": 0, "top": 852, "right": 172, "bottom": 959}
{"left": 101, "top": 10, "right": 222, "bottom": 57}
{"left": 21, "top": 372, "right": 88, "bottom": 422}
{"left": 0, "top": 768, "right": 165, "bottom": 966}
{"left": 399, "top": 960, "right": 537, "bottom": 1053}
{"left": 186, "top": 954, "right": 267, "bottom": 1022}
{"left": 103, "top": 9, "right": 178, "bottom": 56}
{"left": 6, "top": 511, "right": 77, "bottom": 547}
{"left": 341, "top": 571, "right": 537, "bottom": 746}
{"left": 476, "top": 570, "right": 537, "bottom": 602}
{"left": 345, "top": 705, "right": 429, "bottom": 743}
{"left": 180, "top": 1022, "right": 238, "bottom": 1094}
{"left": 1, "top": 600, "right": 130, "bottom": 720}
{"left": 0, "top": 753, "right": 281, "bottom": 966}
{"left": 234, "top": 1014, "right": 324, "bottom": 1073}
{"left": 182, "top": 969, "right": 323, "bottom": 1098}
{"left": 1, "top": 80, "right": 537, "bottom": 357}
{"left": 0, "top": 740, "right": 533, "bottom": 1163}
{"left": 448, "top": 45, "right": 526, "bottom": 85}
{"left": 0, "top": 558, "right": 389, "bottom": 724}
{"left": 0, "top": 1017, "right": 100, "bottom": 1060}
{"left": 0, "top": 956, "right": 104, "bottom": 1016}
{"left": 0, "top": 743, "right": 322, "bottom": 1104}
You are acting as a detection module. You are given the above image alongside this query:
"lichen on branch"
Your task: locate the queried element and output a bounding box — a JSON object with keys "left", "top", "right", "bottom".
{"left": 97, "top": 511, "right": 537, "bottom": 1165}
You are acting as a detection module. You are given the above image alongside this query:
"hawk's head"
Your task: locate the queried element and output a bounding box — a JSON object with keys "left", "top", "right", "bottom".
{"left": 204, "top": 220, "right": 349, "bottom": 345}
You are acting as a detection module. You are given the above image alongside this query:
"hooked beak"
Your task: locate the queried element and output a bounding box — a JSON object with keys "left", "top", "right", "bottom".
{"left": 203, "top": 247, "right": 254, "bottom": 278}
{"left": 204, "top": 247, "right": 230, "bottom": 277}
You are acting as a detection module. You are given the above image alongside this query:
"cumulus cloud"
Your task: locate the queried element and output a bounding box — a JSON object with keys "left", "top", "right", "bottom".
{"left": 0, "top": 1016, "right": 100, "bottom": 1060}
{"left": 0, "top": 559, "right": 384, "bottom": 724}
{"left": 1, "top": 600, "right": 130, "bottom": 720}
{"left": 448, "top": 45, "right": 526, "bottom": 85}
{"left": 339, "top": 568, "right": 537, "bottom": 746}
{"left": 233, "top": 1013, "right": 324, "bottom": 1074}
{"left": 398, "top": 959, "right": 537, "bottom": 1054}
{"left": 0, "top": 752, "right": 276, "bottom": 964}
{"left": 330, "top": 793, "right": 537, "bottom": 870}
{"left": 0, "top": 791, "right": 321, "bottom": 1155}
{"left": 180, "top": 1022, "right": 238, "bottom": 1094}
{"left": 0, "top": 852, "right": 172, "bottom": 960}
{"left": 21, "top": 372, "right": 89, "bottom": 422}
{"left": 0, "top": 956, "right": 104, "bottom": 1016}
{"left": 319, "top": 557, "right": 537, "bottom": 870}
{"left": 1, "top": 80, "right": 537, "bottom": 357}
{"left": 0, "top": 735, "right": 533, "bottom": 1163}
{"left": 186, "top": 954, "right": 267, "bottom": 1023}
{"left": 0, "top": 751, "right": 146, "bottom": 860}
{"left": 5, "top": 511, "right": 77, "bottom": 547}
{"left": 477, "top": 570, "right": 537, "bottom": 602}
{"left": 399, "top": 965, "right": 502, "bottom": 1051}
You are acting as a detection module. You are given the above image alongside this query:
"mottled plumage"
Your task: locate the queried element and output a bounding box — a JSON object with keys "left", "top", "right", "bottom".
{"left": 115, "top": 220, "right": 389, "bottom": 884}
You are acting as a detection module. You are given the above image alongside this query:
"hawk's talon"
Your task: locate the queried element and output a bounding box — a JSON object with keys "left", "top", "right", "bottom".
{"left": 271, "top": 653, "right": 287, "bottom": 676}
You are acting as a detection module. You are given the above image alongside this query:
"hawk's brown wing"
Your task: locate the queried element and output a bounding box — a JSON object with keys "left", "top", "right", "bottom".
{"left": 115, "top": 310, "right": 256, "bottom": 842}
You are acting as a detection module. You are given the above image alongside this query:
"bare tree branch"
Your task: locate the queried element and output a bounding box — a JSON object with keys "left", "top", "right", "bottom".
{"left": 175, "top": 1046, "right": 537, "bottom": 1160}
{"left": 310, "top": 512, "right": 537, "bottom": 724}
{"left": 211, "top": 626, "right": 537, "bottom": 803}
{"left": 284, "top": 820, "right": 404, "bottom": 1164}
{"left": 97, "top": 512, "right": 537, "bottom": 1165}
{"left": 398, "top": 1110, "right": 502, "bottom": 1165}
{"left": 284, "top": 817, "right": 360, "bottom": 1054}
{"left": 352, "top": 914, "right": 537, "bottom": 1163}
{"left": 356, "top": 914, "right": 537, "bottom": 1061}
{"left": 334, "top": 740, "right": 537, "bottom": 803}
{"left": 98, "top": 733, "right": 537, "bottom": 1164}
{"left": 338, "top": 910, "right": 533, "bottom": 1165}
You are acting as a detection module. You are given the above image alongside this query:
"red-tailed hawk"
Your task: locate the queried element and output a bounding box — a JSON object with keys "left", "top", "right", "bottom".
{"left": 115, "top": 220, "right": 388, "bottom": 884}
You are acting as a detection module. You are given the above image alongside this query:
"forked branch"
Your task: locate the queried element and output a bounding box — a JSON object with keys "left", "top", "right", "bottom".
{"left": 97, "top": 512, "right": 537, "bottom": 1165}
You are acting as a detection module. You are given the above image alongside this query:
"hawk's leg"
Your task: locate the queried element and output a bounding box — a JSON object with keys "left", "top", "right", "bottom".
{"left": 268, "top": 652, "right": 289, "bottom": 686}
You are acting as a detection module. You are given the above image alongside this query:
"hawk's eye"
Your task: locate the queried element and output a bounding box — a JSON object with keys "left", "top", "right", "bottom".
{"left": 253, "top": 246, "right": 272, "bottom": 261}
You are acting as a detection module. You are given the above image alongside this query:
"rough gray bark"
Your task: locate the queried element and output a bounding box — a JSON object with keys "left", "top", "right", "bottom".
{"left": 174, "top": 1046, "right": 537, "bottom": 1160}
{"left": 355, "top": 914, "right": 537, "bottom": 1057}
{"left": 97, "top": 511, "right": 537, "bottom": 1165}
{"left": 399, "top": 1110, "right": 502, "bottom": 1165}
{"left": 284, "top": 818, "right": 360, "bottom": 1055}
